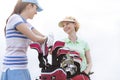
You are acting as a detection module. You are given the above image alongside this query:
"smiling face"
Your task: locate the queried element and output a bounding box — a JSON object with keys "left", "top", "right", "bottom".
{"left": 62, "top": 21, "right": 76, "bottom": 34}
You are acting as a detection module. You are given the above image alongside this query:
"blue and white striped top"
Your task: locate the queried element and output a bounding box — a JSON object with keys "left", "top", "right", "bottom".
{"left": 3, "top": 14, "right": 33, "bottom": 71}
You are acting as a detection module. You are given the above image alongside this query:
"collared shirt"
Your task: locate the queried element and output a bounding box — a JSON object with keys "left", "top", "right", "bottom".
{"left": 63, "top": 38, "right": 90, "bottom": 71}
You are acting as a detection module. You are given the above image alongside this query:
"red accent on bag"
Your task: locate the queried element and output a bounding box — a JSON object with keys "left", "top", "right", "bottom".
{"left": 40, "top": 68, "right": 67, "bottom": 80}
{"left": 71, "top": 74, "right": 89, "bottom": 80}
{"left": 52, "top": 41, "right": 65, "bottom": 51}
{"left": 30, "top": 42, "right": 42, "bottom": 53}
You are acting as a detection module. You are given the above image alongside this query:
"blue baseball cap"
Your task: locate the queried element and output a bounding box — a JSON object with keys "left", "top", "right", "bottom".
{"left": 22, "top": 0, "right": 43, "bottom": 12}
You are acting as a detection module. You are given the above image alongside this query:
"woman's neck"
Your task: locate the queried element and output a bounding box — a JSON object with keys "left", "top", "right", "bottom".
{"left": 68, "top": 32, "right": 77, "bottom": 43}
{"left": 20, "top": 11, "right": 28, "bottom": 20}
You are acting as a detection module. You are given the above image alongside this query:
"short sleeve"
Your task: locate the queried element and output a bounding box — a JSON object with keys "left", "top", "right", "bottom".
{"left": 7, "top": 14, "right": 26, "bottom": 30}
{"left": 27, "top": 23, "right": 34, "bottom": 30}
{"left": 84, "top": 41, "right": 90, "bottom": 51}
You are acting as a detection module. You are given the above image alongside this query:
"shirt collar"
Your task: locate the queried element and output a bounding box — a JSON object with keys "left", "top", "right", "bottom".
{"left": 65, "top": 37, "right": 79, "bottom": 43}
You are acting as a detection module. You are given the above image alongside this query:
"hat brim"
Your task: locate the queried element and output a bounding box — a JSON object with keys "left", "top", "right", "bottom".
{"left": 36, "top": 3, "right": 43, "bottom": 12}
{"left": 58, "top": 20, "right": 75, "bottom": 27}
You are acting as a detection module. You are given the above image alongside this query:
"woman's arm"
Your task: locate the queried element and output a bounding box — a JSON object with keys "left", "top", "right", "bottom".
{"left": 16, "top": 23, "right": 47, "bottom": 43}
{"left": 84, "top": 50, "right": 92, "bottom": 74}
{"left": 32, "top": 28, "right": 45, "bottom": 37}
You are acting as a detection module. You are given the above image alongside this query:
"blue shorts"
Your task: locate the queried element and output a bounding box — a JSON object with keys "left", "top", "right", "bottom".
{"left": 1, "top": 69, "right": 31, "bottom": 80}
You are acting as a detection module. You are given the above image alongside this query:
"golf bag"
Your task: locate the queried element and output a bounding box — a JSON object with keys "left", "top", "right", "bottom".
{"left": 30, "top": 41, "right": 90, "bottom": 80}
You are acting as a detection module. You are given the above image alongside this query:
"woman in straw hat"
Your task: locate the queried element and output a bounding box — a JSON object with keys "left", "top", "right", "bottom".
{"left": 1, "top": 0, "right": 47, "bottom": 80}
{"left": 58, "top": 16, "right": 92, "bottom": 76}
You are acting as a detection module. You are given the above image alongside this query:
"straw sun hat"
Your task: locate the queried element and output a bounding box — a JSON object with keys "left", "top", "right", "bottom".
{"left": 58, "top": 16, "right": 80, "bottom": 32}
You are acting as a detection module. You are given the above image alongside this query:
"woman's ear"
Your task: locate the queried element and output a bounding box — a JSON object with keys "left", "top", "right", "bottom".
{"left": 73, "top": 23, "right": 76, "bottom": 28}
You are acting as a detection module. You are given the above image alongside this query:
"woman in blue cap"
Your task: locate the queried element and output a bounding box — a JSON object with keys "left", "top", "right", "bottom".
{"left": 1, "top": 0, "right": 46, "bottom": 80}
